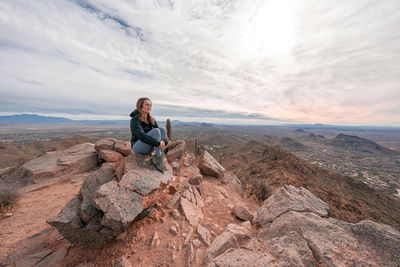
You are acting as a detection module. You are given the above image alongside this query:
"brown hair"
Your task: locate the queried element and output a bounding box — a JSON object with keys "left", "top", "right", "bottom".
{"left": 136, "top": 97, "right": 155, "bottom": 124}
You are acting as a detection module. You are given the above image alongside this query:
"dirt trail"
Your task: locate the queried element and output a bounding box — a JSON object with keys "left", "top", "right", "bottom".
{"left": 0, "top": 175, "right": 85, "bottom": 261}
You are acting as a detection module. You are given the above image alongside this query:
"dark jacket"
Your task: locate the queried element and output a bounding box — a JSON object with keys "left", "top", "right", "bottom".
{"left": 130, "top": 109, "right": 162, "bottom": 147}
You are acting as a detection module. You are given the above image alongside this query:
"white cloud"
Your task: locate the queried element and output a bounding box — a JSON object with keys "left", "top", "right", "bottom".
{"left": 0, "top": 0, "right": 399, "bottom": 125}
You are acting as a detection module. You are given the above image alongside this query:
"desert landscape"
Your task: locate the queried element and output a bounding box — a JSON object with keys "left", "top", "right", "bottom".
{"left": 1, "top": 123, "right": 399, "bottom": 266}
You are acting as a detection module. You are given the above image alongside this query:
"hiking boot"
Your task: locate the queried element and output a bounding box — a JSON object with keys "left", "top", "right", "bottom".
{"left": 151, "top": 153, "right": 168, "bottom": 172}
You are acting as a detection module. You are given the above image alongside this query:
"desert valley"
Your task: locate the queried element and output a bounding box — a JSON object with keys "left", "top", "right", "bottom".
{"left": 0, "top": 121, "right": 399, "bottom": 266}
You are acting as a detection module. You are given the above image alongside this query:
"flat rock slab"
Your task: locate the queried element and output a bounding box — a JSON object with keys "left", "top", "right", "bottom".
{"left": 256, "top": 184, "right": 330, "bottom": 226}
{"left": 7, "top": 143, "right": 98, "bottom": 185}
{"left": 121, "top": 154, "right": 173, "bottom": 195}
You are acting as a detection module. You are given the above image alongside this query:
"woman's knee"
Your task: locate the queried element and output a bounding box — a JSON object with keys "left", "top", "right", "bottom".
{"left": 148, "top": 128, "right": 161, "bottom": 139}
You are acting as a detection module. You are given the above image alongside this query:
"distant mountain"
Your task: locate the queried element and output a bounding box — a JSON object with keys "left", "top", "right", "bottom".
{"left": 329, "top": 134, "right": 396, "bottom": 154}
{"left": 0, "top": 114, "right": 129, "bottom": 126}
{"left": 0, "top": 114, "right": 73, "bottom": 125}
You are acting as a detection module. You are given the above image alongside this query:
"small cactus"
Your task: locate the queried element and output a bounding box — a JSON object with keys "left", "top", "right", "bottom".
{"left": 166, "top": 118, "right": 172, "bottom": 140}
{"left": 194, "top": 138, "right": 202, "bottom": 157}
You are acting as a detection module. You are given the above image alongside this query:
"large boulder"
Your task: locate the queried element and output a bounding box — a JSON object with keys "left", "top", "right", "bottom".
{"left": 256, "top": 184, "right": 330, "bottom": 226}
{"left": 198, "top": 151, "right": 225, "bottom": 178}
{"left": 48, "top": 154, "right": 173, "bottom": 248}
{"left": 254, "top": 185, "right": 400, "bottom": 267}
{"left": 3, "top": 143, "right": 98, "bottom": 186}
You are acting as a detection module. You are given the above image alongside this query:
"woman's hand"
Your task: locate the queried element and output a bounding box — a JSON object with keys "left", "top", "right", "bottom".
{"left": 158, "top": 140, "right": 166, "bottom": 149}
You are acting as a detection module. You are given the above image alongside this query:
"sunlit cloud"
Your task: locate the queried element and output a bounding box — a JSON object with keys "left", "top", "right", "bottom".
{"left": 0, "top": 0, "right": 399, "bottom": 125}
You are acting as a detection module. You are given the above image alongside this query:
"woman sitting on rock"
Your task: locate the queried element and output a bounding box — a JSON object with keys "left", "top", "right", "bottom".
{"left": 130, "top": 97, "right": 168, "bottom": 172}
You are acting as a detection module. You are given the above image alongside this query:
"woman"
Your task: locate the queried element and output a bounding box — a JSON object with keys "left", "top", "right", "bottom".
{"left": 130, "top": 97, "right": 168, "bottom": 172}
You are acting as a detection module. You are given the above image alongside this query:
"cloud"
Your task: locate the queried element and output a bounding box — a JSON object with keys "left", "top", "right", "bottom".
{"left": 0, "top": 0, "right": 399, "bottom": 125}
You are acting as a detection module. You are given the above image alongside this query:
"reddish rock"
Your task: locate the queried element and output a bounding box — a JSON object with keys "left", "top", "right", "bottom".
{"left": 179, "top": 197, "right": 203, "bottom": 226}
{"left": 204, "top": 224, "right": 251, "bottom": 264}
{"left": 114, "top": 140, "right": 132, "bottom": 156}
{"left": 99, "top": 150, "right": 123, "bottom": 162}
{"left": 231, "top": 204, "right": 254, "bottom": 221}
{"left": 198, "top": 151, "right": 225, "bottom": 178}
{"left": 165, "top": 140, "right": 186, "bottom": 164}
{"left": 197, "top": 224, "right": 212, "bottom": 246}
{"left": 4, "top": 143, "right": 98, "bottom": 186}
{"left": 95, "top": 138, "right": 115, "bottom": 152}
{"left": 114, "top": 256, "right": 132, "bottom": 267}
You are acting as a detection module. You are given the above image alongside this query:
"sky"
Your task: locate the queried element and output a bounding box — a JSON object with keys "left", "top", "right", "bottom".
{"left": 1, "top": 0, "right": 400, "bottom": 126}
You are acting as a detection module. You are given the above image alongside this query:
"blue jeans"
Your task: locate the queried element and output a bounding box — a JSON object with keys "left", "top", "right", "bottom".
{"left": 132, "top": 128, "right": 167, "bottom": 156}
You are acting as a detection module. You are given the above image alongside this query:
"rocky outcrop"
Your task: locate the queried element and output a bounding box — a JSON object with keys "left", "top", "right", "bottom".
{"left": 198, "top": 151, "right": 225, "bottom": 178}
{"left": 2, "top": 143, "right": 98, "bottom": 186}
{"left": 256, "top": 184, "right": 330, "bottom": 226}
{"left": 207, "top": 185, "right": 400, "bottom": 267}
{"left": 48, "top": 154, "right": 173, "bottom": 248}
{"left": 254, "top": 185, "right": 400, "bottom": 267}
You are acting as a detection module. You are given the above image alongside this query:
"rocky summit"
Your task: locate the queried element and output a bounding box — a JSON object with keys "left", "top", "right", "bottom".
{"left": 1, "top": 138, "right": 399, "bottom": 266}
{"left": 47, "top": 145, "right": 173, "bottom": 248}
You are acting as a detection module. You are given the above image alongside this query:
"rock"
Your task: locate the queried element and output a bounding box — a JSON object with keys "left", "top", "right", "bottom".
{"left": 114, "top": 256, "right": 132, "bottom": 267}
{"left": 184, "top": 227, "right": 194, "bottom": 246}
{"left": 208, "top": 248, "right": 275, "bottom": 267}
{"left": 14, "top": 249, "right": 52, "bottom": 267}
{"left": 35, "top": 247, "right": 68, "bottom": 267}
{"left": 4, "top": 212, "right": 13, "bottom": 217}
{"left": 350, "top": 220, "right": 400, "bottom": 266}
{"left": 170, "top": 209, "right": 180, "bottom": 219}
{"left": 5, "top": 143, "right": 98, "bottom": 186}
{"left": 114, "top": 140, "right": 133, "bottom": 156}
{"left": 215, "top": 186, "right": 228, "bottom": 198}
{"left": 256, "top": 184, "right": 330, "bottom": 226}
{"left": 170, "top": 226, "right": 178, "bottom": 235}
{"left": 192, "top": 239, "right": 201, "bottom": 248}
{"left": 221, "top": 172, "right": 242, "bottom": 194}
{"left": 165, "top": 140, "right": 186, "bottom": 164}
{"left": 171, "top": 160, "right": 181, "bottom": 175}
{"left": 95, "top": 138, "right": 115, "bottom": 152}
{"left": 99, "top": 150, "right": 123, "bottom": 162}
{"left": 150, "top": 232, "right": 160, "bottom": 248}
{"left": 181, "top": 185, "right": 204, "bottom": 208}
{"left": 167, "top": 192, "right": 181, "bottom": 209}
{"left": 197, "top": 224, "right": 212, "bottom": 246}
{"left": 204, "top": 231, "right": 237, "bottom": 265}
{"left": 260, "top": 209, "right": 400, "bottom": 266}
{"left": 49, "top": 154, "right": 173, "bottom": 248}
{"left": 79, "top": 163, "right": 115, "bottom": 223}
{"left": 120, "top": 154, "right": 172, "bottom": 195}
{"left": 231, "top": 204, "right": 254, "bottom": 221}
{"left": 179, "top": 197, "right": 203, "bottom": 226}
{"left": 198, "top": 151, "right": 225, "bottom": 178}
{"left": 183, "top": 153, "right": 195, "bottom": 167}
{"left": 204, "top": 224, "right": 251, "bottom": 264}
{"left": 93, "top": 181, "right": 144, "bottom": 231}
{"left": 48, "top": 197, "right": 116, "bottom": 248}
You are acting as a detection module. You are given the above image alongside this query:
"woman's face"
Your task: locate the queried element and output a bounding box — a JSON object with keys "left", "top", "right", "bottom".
{"left": 141, "top": 99, "right": 152, "bottom": 114}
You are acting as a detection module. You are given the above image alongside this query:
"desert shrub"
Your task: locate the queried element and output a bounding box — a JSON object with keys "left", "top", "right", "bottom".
{"left": 0, "top": 185, "right": 20, "bottom": 212}
{"left": 242, "top": 179, "right": 272, "bottom": 201}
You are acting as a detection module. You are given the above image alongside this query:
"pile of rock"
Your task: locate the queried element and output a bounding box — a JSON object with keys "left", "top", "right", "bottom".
{"left": 47, "top": 139, "right": 173, "bottom": 248}
{"left": 205, "top": 185, "right": 400, "bottom": 266}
